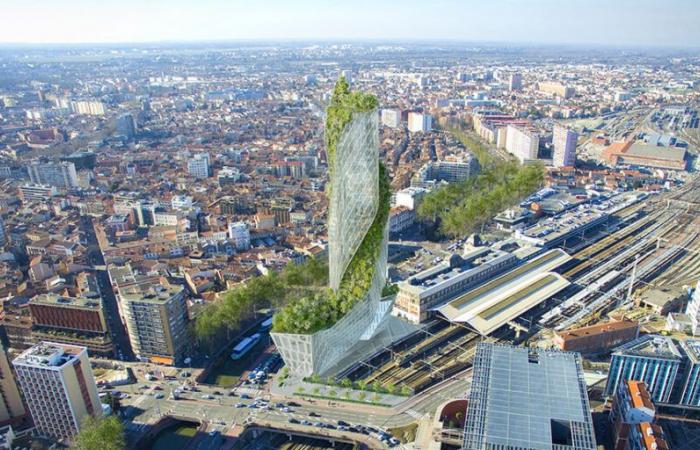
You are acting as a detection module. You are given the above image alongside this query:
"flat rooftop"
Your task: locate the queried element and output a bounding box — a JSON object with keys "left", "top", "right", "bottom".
{"left": 13, "top": 342, "right": 85, "bottom": 369}
{"left": 556, "top": 319, "right": 638, "bottom": 341}
{"left": 613, "top": 335, "right": 682, "bottom": 360}
{"left": 30, "top": 293, "right": 103, "bottom": 310}
{"left": 463, "top": 343, "right": 596, "bottom": 450}
{"left": 439, "top": 249, "right": 571, "bottom": 335}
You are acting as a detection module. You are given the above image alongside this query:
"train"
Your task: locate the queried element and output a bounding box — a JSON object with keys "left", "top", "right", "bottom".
{"left": 231, "top": 333, "right": 261, "bottom": 360}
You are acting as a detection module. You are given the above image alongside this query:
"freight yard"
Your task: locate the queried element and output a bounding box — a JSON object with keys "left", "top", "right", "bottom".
{"left": 330, "top": 175, "right": 700, "bottom": 396}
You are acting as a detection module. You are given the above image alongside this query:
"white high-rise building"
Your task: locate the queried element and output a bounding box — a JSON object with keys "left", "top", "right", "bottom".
{"left": 381, "top": 109, "right": 401, "bottom": 128}
{"left": 505, "top": 125, "right": 540, "bottom": 162}
{"left": 70, "top": 100, "right": 105, "bottom": 116}
{"left": 12, "top": 343, "right": 100, "bottom": 443}
{"left": 687, "top": 280, "right": 700, "bottom": 335}
{"left": 553, "top": 125, "right": 578, "bottom": 167}
{"left": 187, "top": 153, "right": 210, "bottom": 179}
{"left": 27, "top": 161, "right": 78, "bottom": 189}
{"left": 228, "top": 221, "right": 250, "bottom": 250}
{"left": 408, "top": 112, "right": 432, "bottom": 133}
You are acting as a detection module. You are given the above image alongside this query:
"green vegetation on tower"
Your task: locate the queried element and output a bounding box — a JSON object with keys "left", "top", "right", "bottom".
{"left": 271, "top": 78, "right": 388, "bottom": 335}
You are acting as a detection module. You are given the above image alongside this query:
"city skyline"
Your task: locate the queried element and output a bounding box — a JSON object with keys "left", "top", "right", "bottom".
{"left": 2, "top": 0, "right": 700, "bottom": 48}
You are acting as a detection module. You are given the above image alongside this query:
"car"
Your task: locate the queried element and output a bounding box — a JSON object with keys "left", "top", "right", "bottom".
{"left": 337, "top": 426, "right": 348, "bottom": 431}
{"left": 235, "top": 403, "right": 245, "bottom": 408}
{"left": 154, "top": 393, "right": 164, "bottom": 399}
{"left": 308, "top": 411, "right": 320, "bottom": 417}
{"left": 337, "top": 420, "right": 350, "bottom": 427}
{"left": 300, "top": 420, "right": 312, "bottom": 426}
{"left": 228, "top": 391, "right": 237, "bottom": 397}
{"left": 325, "top": 424, "right": 337, "bottom": 430}
{"left": 212, "top": 390, "right": 222, "bottom": 395}
{"left": 281, "top": 407, "right": 291, "bottom": 413}
{"left": 247, "top": 404, "right": 257, "bottom": 409}
{"left": 288, "top": 418, "right": 300, "bottom": 424}
{"left": 153, "top": 386, "right": 163, "bottom": 391}
{"left": 208, "top": 430, "right": 220, "bottom": 437}
{"left": 201, "top": 394, "right": 214, "bottom": 400}
{"left": 119, "top": 393, "right": 130, "bottom": 399}
{"left": 313, "top": 422, "right": 323, "bottom": 427}
{"left": 275, "top": 403, "right": 285, "bottom": 408}
{"left": 287, "top": 401, "right": 300, "bottom": 407}
{"left": 240, "top": 394, "right": 251, "bottom": 399}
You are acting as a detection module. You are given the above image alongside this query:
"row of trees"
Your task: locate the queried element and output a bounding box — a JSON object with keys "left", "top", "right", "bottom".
{"left": 304, "top": 374, "right": 413, "bottom": 396}
{"left": 74, "top": 416, "right": 125, "bottom": 450}
{"left": 417, "top": 126, "right": 545, "bottom": 238}
{"left": 192, "top": 256, "right": 328, "bottom": 349}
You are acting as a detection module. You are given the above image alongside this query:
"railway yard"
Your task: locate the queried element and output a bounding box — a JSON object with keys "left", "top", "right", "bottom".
{"left": 334, "top": 175, "right": 700, "bottom": 395}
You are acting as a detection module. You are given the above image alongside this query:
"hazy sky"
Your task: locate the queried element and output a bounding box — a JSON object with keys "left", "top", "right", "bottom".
{"left": 2, "top": 0, "right": 699, "bottom": 47}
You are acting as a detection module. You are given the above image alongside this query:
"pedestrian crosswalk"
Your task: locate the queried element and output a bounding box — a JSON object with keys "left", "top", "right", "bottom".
{"left": 405, "top": 408, "right": 423, "bottom": 420}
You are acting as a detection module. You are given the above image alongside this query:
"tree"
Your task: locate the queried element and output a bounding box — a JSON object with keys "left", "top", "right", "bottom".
{"left": 357, "top": 391, "right": 367, "bottom": 402}
{"left": 340, "top": 378, "right": 352, "bottom": 389}
{"left": 343, "top": 390, "right": 352, "bottom": 400}
{"left": 296, "top": 386, "right": 305, "bottom": 395}
{"left": 328, "top": 389, "right": 338, "bottom": 398}
{"left": 371, "top": 380, "right": 382, "bottom": 393}
{"left": 400, "top": 385, "right": 412, "bottom": 396}
{"left": 371, "top": 393, "right": 382, "bottom": 404}
{"left": 357, "top": 379, "right": 368, "bottom": 391}
{"left": 311, "top": 386, "right": 320, "bottom": 396}
{"left": 385, "top": 382, "right": 396, "bottom": 395}
{"left": 73, "top": 416, "right": 125, "bottom": 450}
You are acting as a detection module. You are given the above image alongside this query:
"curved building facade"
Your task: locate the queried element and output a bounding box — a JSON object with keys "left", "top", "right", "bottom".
{"left": 272, "top": 84, "right": 392, "bottom": 377}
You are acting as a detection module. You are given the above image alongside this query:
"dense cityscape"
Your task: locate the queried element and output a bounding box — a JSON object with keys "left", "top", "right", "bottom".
{"left": 0, "top": 4, "right": 700, "bottom": 450}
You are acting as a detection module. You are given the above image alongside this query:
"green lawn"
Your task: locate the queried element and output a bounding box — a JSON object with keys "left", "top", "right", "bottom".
{"left": 151, "top": 424, "right": 198, "bottom": 450}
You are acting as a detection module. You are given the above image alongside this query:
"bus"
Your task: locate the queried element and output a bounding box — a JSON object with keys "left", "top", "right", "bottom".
{"left": 259, "top": 317, "right": 273, "bottom": 332}
{"left": 231, "top": 333, "right": 261, "bottom": 360}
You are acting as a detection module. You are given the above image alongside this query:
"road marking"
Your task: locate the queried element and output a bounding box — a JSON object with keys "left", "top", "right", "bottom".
{"left": 405, "top": 409, "right": 423, "bottom": 420}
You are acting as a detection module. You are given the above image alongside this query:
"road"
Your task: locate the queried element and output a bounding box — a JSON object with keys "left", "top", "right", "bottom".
{"left": 117, "top": 363, "right": 471, "bottom": 446}
{"left": 80, "top": 215, "right": 135, "bottom": 361}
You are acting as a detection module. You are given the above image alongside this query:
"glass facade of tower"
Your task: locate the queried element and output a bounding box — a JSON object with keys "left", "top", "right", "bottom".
{"left": 272, "top": 107, "right": 391, "bottom": 377}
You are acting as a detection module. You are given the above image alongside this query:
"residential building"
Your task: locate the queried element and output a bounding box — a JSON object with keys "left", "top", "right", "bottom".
{"left": 187, "top": 152, "right": 211, "bottom": 179}
{"left": 605, "top": 335, "right": 683, "bottom": 403}
{"left": 70, "top": 100, "right": 105, "bottom": 116}
{"left": 407, "top": 112, "right": 432, "bottom": 133}
{"left": 381, "top": 109, "right": 401, "bottom": 128}
{"left": 228, "top": 221, "right": 250, "bottom": 250}
{"left": 18, "top": 184, "right": 59, "bottom": 202}
{"left": 27, "top": 161, "right": 78, "bottom": 189}
{"left": 628, "top": 423, "right": 669, "bottom": 450}
{"left": 505, "top": 124, "right": 540, "bottom": 162}
{"left": 12, "top": 342, "right": 100, "bottom": 442}
{"left": 120, "top": 281, "right": 189, "bottom": 365}
{"left": 394, "top": 187, "right": 428, "bottom": 211}
{"left": 463, "top": 343, "right": 596, "bottom": 450}
{"left": 539, "top": 81, "right": 576, "bottom": 99}
{"left": 685, "top": 280, "right": 700, "bottom": 335}
{"left": 553, "top": 125, "right": 578, "bottom": 167}
{"left": 0, "top": 346, "right": 26, "bottom": 425}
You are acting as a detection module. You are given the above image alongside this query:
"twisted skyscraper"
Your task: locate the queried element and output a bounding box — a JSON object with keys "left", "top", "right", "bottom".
{"left": 272, "top": 78, "right": 392, "bottom": 376}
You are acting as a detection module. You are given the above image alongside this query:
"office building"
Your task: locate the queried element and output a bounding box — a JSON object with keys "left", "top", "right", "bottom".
{"left": 187, "top": 153, "right": 210, "bottom": 179}
{"left": 553, "top": 125, "right": 578, "bottom": 167}
{"left": 27, "top": 161, "right": 78, "bottom": 189}
{"left": 120, "top": 281, "right": 188, "bottom": 365}
{"left": 407, "top": 112, "right": 432, "bottom": 133}
{"left": 393, "top": 249, "right": 517, "bottom": 323}
{"left": 228, "top": 221, "right": 251, "bottom": 251}
{"left": 605, "top": 335, "right": 683, "bottom": 403}
{"left": 12, "top": 343, "right": 100, "bottom": 442}
{"left": 381, "top": 109, "right": 401, "bottom": 128}
{"left": 29, "top": 294, "right": 113, "bottom": 357}
{"left": 0, "top": 346, "right": 26, "bottom": 425}
{"left": 463, "top": 343, "right": 596, "bottom": 450}
{"left": 505, "top": 124, "right": 540, "bottom": 162}
{"left": 539, "top": 81, "right": 576, "bottom": 99}
{"left": 677, "top": 339, "right": 700, "bottom": 406}
{"left": 508, "top": 72, "right": 522, "bottom": 91}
